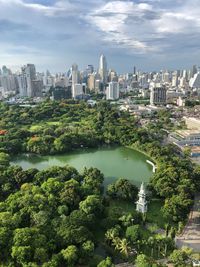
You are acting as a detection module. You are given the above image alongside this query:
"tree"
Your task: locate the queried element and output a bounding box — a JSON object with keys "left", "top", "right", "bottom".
{"left": 59, "top": 179, "right": 80, "bottom": 210}
{"left": 81, "top": 240, "right": 94, "bottom": 261}
{"left": 0, "top": 227, "right": 12, "bottom": 260}
{"left": 126, "top": 225, "right": 140, "bottom": 243}
{"left": 11, "top": 228, "right": 48, "bottom": 265}
{"left": 147, "top": 237, "right": 155, "bottom": 257}
{"left": 11, "top": 245, "right": 32, "bottom": 265}
{"left": 105, "top": 226, "right": 120, "bottom": 245}
{"left": 107, "top": 178, "right": 138, "bottom": 201}
{"left": 135, "top": 254, "right": 151, "bottom": 267}
{"left": 0, "top": 152, "right": 10, "bottom": 167}
{"left": 82, "top": 167, "right": 104, "bottom": 195}
{"left": 61, "top": 245, "right": 78, "bottom": 266}
{"left": 118, "top": 238, "right": 130, "bottom": 257}
{"left": 79, "top": 195, "right": 103, "bottom": 215}
{"left": 97, "top": 257, "right": 114, "bottom": 267}
{"left": 169, "top": 247, "right": 192, "bottom": 267}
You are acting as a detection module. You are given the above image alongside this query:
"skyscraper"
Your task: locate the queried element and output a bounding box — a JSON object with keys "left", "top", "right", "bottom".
{"left": 86, "top": 65, "right": 94, "bottom": 75}
{"left": 150, "top": 82, "right": 167, "bottom": 105}
{"left": 71, "top": 63, "right": 79, "bottom": 98}
{"left": 99, "top": 54, "right": 107, "bottom": 84}
{"left": 25, "top": 64, "right": 36, "bottom": 97}
{"left": 17, "top": 67, "right": 27, "bottom": 96}
{"left": 72, "top": 64, "right": 78, "bottom": 86}
{"left": 106, "top": 82, "right": 119, "bottom": 100}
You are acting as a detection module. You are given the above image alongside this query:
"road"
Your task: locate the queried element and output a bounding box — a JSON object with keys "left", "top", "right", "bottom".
{"left": 176, "top": 194, "right": 200, "bottom": 252}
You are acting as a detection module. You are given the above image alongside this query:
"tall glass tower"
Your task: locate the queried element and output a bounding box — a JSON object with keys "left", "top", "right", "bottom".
{"left": 99, "top": 54, "right": 107, "bottom": 84}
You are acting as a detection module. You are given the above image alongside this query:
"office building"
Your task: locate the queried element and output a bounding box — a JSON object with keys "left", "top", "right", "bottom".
{"left": 99, "top": 54, "right": 107, "bottom": 84}
{"left": 106, "top": 82, "right": 119, "bottom": 100}
{"left": 72, "top": 84, "right": 83, "bottom": 98}
{"left": 189, "top": 72, "right": 200, "bottom": 88}
{"left": 17, "top": 67, "right": 27, "bottom": 96}
{"left": 25, "top": 64, "right": 36, "bottom": 97}
{"left": 150, "top": 82, "right": 167, "bottom": 105}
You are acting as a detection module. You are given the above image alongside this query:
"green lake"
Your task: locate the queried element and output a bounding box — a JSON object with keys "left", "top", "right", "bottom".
{"left": 11, "top": 147, "right": 152, "bottom": 187}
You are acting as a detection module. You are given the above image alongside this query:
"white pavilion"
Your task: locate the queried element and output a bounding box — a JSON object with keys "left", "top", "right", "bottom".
{"left": 136, "top": 182, "right": 147, "bottom": 214}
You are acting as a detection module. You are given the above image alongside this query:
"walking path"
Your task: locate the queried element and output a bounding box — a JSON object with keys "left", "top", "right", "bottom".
{"left": 176, "top": 194, "right": 200, "bottom": 252}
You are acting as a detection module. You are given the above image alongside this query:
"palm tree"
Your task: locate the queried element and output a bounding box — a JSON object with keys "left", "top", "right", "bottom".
{"left": 112, "top": 237, "right": 121, "bottom": 251}
{"left": 148, "top": 237, "right": 155, "bottom": 257}
{"left": 136, "top": 240, "right": 141, "bottom": 251}
{"left": 155, "top": 235, "right": 165, "bottom": 258}
{"left": 105, "top": 228, "right": 119, "bottom": 245}
{"left": 164, "top": 222, "right": 170, "bottom": 237}
{"left": 163, "top": 237, "right": 173, "bottom": 256}
{"left": 118, "top": 238, "right": 130, "bottom": 257}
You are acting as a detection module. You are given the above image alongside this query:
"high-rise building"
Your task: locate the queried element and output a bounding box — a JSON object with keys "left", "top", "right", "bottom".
{"left": 182, "top": 69, "right": 188, "bottom": 81}
{"left": 17, "top": 67, "right": 27, "bottom": 96}
{"left": 191, "top": 65, "right": 198, "bottom": 78}
{"left": 133, "top": 66, "right": 136, "bottom": 75}
{"left": 2, "top": 66, "right": 11, "bottom": 75}
{"left": 72, "top": 84, "right": 83, "bottom": 98}
{"left": 108, "top": 69, "right": 118, "bottom": 82}
{"left": 0, "top": 74, "right": 17, "bottom": 92}
{"left": 106, "top": 82, "right": 119, "bottom": 100}
{"left": 163, "top": 71, "right": 170, "bottom": 83}
{"left": 25, "top": 64, "right": 36, "bottom": 97}
{"left": 23, "top": 64, "right": 43, "bottom": 97}
{"left": 32, "top": 80, "right": 43, "bottom": 97}
{"left": 86, "top": 65, "right": 94, "bottom": 75}
{"left": 150, "top": 82, "right": 167, "bottom": 105}
{"left": 87, "top": 73, "right": 95, "bottom": 91}
{"left": 99, "top": 54, "right": 107, "bottom": 84}
{"left": 189, "top": 72, "right": 200, "bottom": 88}
{"left": 71, "top": 63, "right": 79, "bottom": 97}
{"left": 72, "top": 63, "right": 78, "bottom": 85}
{"left": 95, "top": 79, "right": 102, "bottom": 93}
{"left": 172, "top": 71, "right": 178, "bottom": 87}
{"left": 180, "top": 77, "right": 187, "bottom": 88}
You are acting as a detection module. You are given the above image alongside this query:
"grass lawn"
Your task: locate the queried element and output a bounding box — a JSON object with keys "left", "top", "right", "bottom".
{"left": 107, "top": 198, "right": 166, "bottom": 229}
{"left": 147, "top": 198, "right": 166, "bottom": 228}
{"left": 109, "top": 199, "right": 136, "bottom": 214}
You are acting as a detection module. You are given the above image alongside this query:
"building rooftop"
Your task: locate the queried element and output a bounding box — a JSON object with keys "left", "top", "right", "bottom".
{"left": 191, "top": 146, "right": 200, "bottom": 153}
{"left": 176, "top": 130, "right": 200, "bottom": 138}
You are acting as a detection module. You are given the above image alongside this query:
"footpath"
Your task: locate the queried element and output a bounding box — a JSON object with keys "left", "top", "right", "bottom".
{"left": 176, "top": 193, "right": 200, "bottom": 252}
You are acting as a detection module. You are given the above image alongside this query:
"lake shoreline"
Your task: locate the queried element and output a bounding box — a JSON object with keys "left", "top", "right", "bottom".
{"left": 11, "top": 146, "right": 153, "bottom": 187}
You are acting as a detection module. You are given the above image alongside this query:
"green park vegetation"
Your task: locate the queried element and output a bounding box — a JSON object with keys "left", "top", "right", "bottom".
{"left": 0, "top": 100, "right": 200, "bottom": 266}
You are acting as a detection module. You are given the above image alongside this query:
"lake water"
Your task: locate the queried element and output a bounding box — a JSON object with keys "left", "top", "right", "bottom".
{"left": 11, "top": 147, "right": 152, "bottom": 187}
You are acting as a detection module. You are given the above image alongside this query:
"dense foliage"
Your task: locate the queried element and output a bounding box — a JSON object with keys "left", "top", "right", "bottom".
{"left": 0, "top": 163, "right": 106, "bottom": 266}
{"left": 0, "top": 100, "right": 199, "bottom": 266}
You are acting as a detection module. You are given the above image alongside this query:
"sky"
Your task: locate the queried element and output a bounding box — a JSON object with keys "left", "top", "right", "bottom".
{"left": 0, "top": 0, "right": 200, "bottom": 73}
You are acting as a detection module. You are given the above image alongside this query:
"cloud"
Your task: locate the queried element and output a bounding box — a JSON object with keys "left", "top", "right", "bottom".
{"left": 87, "top": 1, "right": 161, "bottom": 53}
{"left": 0, "top": 0, "right": 200, "bottom": 71}
{"left": 0, "top": 0, "right": 79, "bottom": 22}
{"left": 86, "top": 0, "right": 200, "bottom": 55}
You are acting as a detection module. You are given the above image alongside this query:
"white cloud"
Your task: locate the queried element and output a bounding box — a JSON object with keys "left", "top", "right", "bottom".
{"left": 1, "top": 0, "right": 200, "bottom": 70}
{"left": 87, "top": 1, "right": 158, "bottom": 53}
{"left": 87, "top": 0, "right": 200, "bottom": 53}
{"left": 0, "top": 0, "right": 77, "bottom": 17}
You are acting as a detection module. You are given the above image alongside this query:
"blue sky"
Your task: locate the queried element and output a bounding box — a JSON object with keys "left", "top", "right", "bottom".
{"left": 0, "top": 0, "right": 200, "bottom": 73}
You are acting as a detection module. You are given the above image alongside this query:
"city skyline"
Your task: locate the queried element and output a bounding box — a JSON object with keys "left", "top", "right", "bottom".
{"left": 0, "top": 0, "right": 200, "bottom": 72}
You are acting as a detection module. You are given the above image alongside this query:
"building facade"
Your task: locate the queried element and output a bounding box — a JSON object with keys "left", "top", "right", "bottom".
{"left": 150, "top": 83, "right": 167, "bottom": 105}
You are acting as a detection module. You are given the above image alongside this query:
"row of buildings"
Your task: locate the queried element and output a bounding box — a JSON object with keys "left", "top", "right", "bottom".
{"left": 170, "top": 117, "right": 200, "bottom": 158}
{"left": 0, "top": 64, "right": 43, "bottom": 98}
{"left": 1, "top": 57, "right": 200, "bottom": 103}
